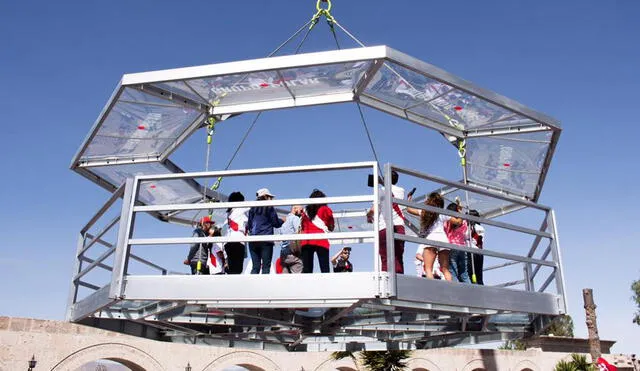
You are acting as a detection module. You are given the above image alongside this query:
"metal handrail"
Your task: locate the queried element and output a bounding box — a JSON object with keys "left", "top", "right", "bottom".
{"left": 395, "top": 198, "right": 552, "bottom": 239}
{"left": 80, "top": 184, "right": 125, "bottom": 234}
{"left": 134, "top": 161, "right": 378, "bottom": 181}
{"left": 391, "top": 164, "right": 551, "bottom": 211}
{"left": 398, "top": 233, "right": 556, "bottom": 268}
{"left": 133, "top": 195, "right": 375, "bottom": 213}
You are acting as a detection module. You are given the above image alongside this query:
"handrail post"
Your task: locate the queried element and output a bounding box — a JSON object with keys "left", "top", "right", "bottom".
{"left": 110, "top": 178, "right": 139, "bottom": 299}
{"left": 65, "top": 232, "right": 85, "bottom": 320}
{"left": 523, "top": 263, "right": 534, "bottom": 292}
{"left": 383, "top": 163, "right": 396, "bottom": 297}
{"left": 372, "top": 164, "right": 380, "bottom": 288}
{"left": 548, "top": 208, "right": 568, "bottom": 313}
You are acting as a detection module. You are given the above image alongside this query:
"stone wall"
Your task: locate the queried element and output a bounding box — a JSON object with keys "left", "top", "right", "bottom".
{"left": 1, "top": 317, "right": 636, "bottom": 371}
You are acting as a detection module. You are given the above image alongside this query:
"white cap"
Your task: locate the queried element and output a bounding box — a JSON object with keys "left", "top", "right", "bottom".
{"left": 256, "top": 188, "right": 274, "bottom": 198}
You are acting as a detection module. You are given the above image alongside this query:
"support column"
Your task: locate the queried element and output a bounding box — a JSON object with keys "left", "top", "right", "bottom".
{"left": 583, "top": 288, "right": 601, "bottom": 363}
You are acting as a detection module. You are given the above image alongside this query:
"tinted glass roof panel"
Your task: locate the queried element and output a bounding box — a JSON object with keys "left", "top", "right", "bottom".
{"left": 87, "top": 162, "right": 202, "bottom": 205}
{"left": 150, "top": 81, "right": 209, "bottom": 104}
{"left": 185, "top": 70, "right": 292, "bottom": 106}
{"left": 365, "top": 62, "right": 451, "bottom": 110}
{"left": 364, "top": 61, "right": 547, "bottom": 131}
{"left": 278, "top": 60, "right": 372, "bottom": 97}
{"left": 466, "top": 131, "right": 552, "bottom": 199}
{"left": 80, "top": 88, "right": 202, "bottom": 163}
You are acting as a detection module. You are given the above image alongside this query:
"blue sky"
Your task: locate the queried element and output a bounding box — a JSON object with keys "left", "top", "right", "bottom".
{"left": 1, "top": 0, "right": 639, "bottom": 354}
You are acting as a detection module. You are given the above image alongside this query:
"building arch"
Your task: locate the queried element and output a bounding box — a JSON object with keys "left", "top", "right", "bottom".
{"left": 513, "top": 359, "right": 540, "bottom": 371}
{"left": 461, "top": 359, "right": 488, "bottom": 371}
{"left": 50, "top": 342, "right": 164, "bottom": 371}
{"left": 313, "top": 355, "right": 359, "bottom": 371}
{"left": 406, "top": 357, "right": 442, "bottom": 371}
{"left": 203, "top": 351, "right": 281, "bottom": 371}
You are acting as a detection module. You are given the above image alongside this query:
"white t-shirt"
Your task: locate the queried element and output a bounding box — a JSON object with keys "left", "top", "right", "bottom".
{"left": 377, "top": 185, "right": 405, "bottom": 231}
{"left": 422, "top": 214, "right": 449, "bottom": 243}
{"left": 226, "top": 207, "right": 249, "bottom": 241}
{"left": 207, "top": 242, "right": 226, "bottom": 274}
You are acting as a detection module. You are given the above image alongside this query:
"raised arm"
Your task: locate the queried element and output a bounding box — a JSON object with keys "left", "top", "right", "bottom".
{"left": 404, "top": 193, "right": 423, "bottom": 217}
{"left": 331, "top": 249, "right": 343, "bottom": 265}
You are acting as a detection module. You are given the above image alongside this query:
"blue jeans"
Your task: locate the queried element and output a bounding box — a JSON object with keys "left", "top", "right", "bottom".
{"left": 449, "top": 249, "right": 470, "bottom": 283}
{"left": 249, "top": 241, "right": 274, "bottom": 274}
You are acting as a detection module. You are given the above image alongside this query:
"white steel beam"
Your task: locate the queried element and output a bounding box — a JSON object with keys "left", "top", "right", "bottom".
{"left": 210, "top": 92, "right": 354, "bottom": 115}
{"left": 122, "top": 46, "right": 388, "bottom": 85}
{"left": 464, "top": 123, "right": 553, "bottom": 138}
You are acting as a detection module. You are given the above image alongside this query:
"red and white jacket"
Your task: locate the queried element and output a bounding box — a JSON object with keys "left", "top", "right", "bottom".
{"left": 301, "top": 205, "right": 335, "bottom": 249}
{"left": 226, "top": 207, "right": 249, "bottom": 242}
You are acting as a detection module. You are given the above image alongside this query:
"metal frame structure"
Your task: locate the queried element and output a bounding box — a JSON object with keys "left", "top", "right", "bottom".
{"left": 68, "top": 45, "right": 565, "bottom": 350}
{"left": 70, "top": 45, "right": 561, "bottom": 219}
{"left": 67, "top": 162, "right": 566, "bottom": 351}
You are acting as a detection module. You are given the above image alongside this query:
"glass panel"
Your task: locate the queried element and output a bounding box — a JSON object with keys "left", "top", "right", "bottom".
{"left": 444, "top": 189, "right": 513, "bottom": 216}
{"left": 83, "top": 135, "right": 172, "bottom": 159}
{"left": 120, "top": 87, "right": 183, "bottom": 107}
{"left": 333, "top": 215, "right": 369, "bottom": 233}
{"left": 185, "top": 70, "right": 291, "bottom": 106}
{"left": 81, "top": 89, "right": 202, "bottom": 161}
{"left": 87, "top": 162, "right": 203, "bottom": 205}
{"left": 466, "top": 132, "right": 552, "bottom": 198}
{"left": 365, "top": 62, "right": 451, "bottom": 111}
{"left": 279, "top": 60, "right": 372, "bottom": 98}
{"left": 365, "top": 62, "right": 539, "bottom": 130}
{"left": 151, "top": 81, "right": 208, "bottom": 104}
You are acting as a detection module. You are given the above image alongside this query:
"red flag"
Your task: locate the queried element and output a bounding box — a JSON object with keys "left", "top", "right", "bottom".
{"left": 597, "top": 357, "right": 617, "bottom": 371}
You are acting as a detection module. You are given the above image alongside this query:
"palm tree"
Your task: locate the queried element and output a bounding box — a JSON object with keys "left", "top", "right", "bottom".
{"left": 330, "top": 350, "right": 411, "bottom": 371}
{"left": 553, "top": 354, "right": 596, "bottom": 371}
{"left": 360, "top": 351, "right": 411, "bottom": 371}
{"left": 330, "top": 351, "right": 360, "bottom": 371}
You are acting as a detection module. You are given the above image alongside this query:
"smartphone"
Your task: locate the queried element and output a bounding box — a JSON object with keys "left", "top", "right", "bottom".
{"left": 407, "top": 187, "right": 417, "bottom": 197}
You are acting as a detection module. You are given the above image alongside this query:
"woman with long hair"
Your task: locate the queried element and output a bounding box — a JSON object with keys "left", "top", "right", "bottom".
{"left": 406, "top": 192, "right": 452, "bottom": 281}
{"left": 300, "top": 189, "right": 335, "bottom": 273}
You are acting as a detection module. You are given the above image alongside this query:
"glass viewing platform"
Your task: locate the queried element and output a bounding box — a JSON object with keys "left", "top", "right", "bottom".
{"left": 67, "top": 46, "right": 565, "bottom": 351}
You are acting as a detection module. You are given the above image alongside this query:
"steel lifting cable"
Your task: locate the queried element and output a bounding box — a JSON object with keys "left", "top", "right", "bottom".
{"left": 204, "top": 11, "right": 321, "bottom": 194}
{"left": 356, "top": 102, "right": 382, "bottom": 177}
{"left": 268, "top": 19, "right": 314, "bottom": 57}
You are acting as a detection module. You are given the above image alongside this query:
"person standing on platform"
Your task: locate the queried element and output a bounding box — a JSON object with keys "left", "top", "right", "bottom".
{"left": 367, "top": 171, "right": 406, "bottom": 274}
{"left": 207, "top": 226, "right": 227, "bottom": 275}
{"left": 300, "top": 189, "right": 335, "bottom": 273}
{"left": 247, "top": 188, "right": 284, "bottom": 274}
{"left": 445, "top": 202, "right": 470, "bottom": 283}
{"left": 184, "top": 216, "right": 214, "bottom": 275}
{"left": 406, "top": 192, "right": 450, "bottom": 281}
{"left": 224, "top": 191, "right": 249, "bottom": 274}
{"left": 279, "top": 205, "right": 304, "bottom": 274}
